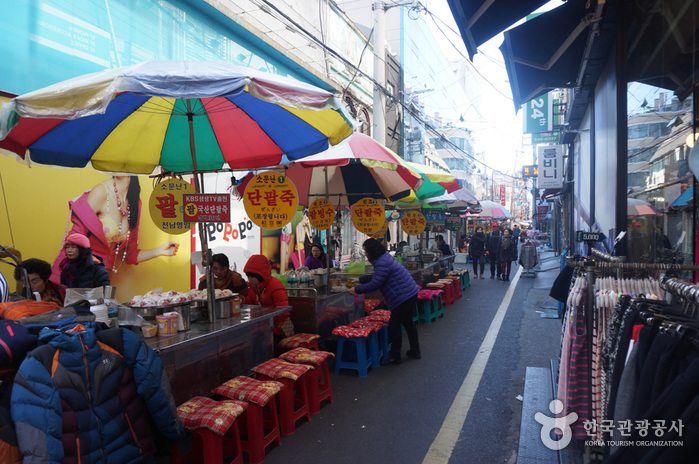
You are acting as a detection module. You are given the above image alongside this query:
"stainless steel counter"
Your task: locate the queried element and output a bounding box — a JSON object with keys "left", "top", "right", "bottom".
{"left": 138, "top": 304, "right": 291, "bottom": 405}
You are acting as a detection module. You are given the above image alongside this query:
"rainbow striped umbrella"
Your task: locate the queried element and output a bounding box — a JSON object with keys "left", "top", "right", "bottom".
{"left": 0, "top": 61, "right": 355, "bottom": 174}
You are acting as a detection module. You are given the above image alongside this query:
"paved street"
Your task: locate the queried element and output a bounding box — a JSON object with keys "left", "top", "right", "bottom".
{"left": 261, "top": 252, "right": 566, "bottom": 464}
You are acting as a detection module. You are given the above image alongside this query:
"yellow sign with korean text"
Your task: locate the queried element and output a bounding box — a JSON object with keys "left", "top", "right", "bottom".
{"left": 148, "top": 178, "right": 195, "bottom": 234}
{"left": 351, "top": 198, "right": 385, "bottom": 235}
{"left": 243, "top": 172, "right": 298, "bottom": 229}
{"left": 308, "top": 198, "right": 335, "bottom": 230}
{"left": 401, "top": 210, "right": 427, "bottom": 235}
{"left": 370, "top": 217, "right": 388, "bottom": 238}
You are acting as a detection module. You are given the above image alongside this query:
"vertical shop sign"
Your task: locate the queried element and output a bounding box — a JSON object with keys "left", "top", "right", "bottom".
{"left": 183, "top": 194, "right": 230, "bottom": 222}
{"left": 148, "top": 178, "right": 195, "bottom": 234}
{"left": 401, "top": 210, "right": 427, "bottom": 235}
{"left": 351, "top": 198, "right": 385, "bottom": 235}
{"left": 500, "top": 185, "right": 507, "bottom": 206}
{"left": 524, "top": 92, "right": 553, "bottom": 134}
{"left": 537, "top": 145, "right": 564, "bottom": 188}
{"left": 243, "top": 172, "right": 298, "bottom": 229}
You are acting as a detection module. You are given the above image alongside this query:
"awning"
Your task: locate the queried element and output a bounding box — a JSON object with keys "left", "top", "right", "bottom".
{"left": 446, "top": 0, "right": 549, "bottom": 59}
{"left": 625, "top": 0, "right": 699, "bottom": 100}
{"left": 499, "top": 0, "right": 595, "bottom": 109}
{"left": 668, "top": 186, "right": 693, "bottom": 210}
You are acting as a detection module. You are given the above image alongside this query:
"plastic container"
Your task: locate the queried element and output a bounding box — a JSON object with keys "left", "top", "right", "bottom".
{"left": 230, "top": 296, "right": 242, "bottom": 317}
{"left": 156, "top": 314, "right": 178, "bottom": 336}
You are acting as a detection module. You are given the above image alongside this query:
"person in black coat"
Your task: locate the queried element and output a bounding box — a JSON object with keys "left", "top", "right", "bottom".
{"left": 468, "top": 226, "right": 487, "bottom": 279}
{"left": 59, "top": 233, "right": 111, "bottom": 289}
{"left": 486, "top": 227, "right": 502, "bottom": 279}
{"left": 498, "top": 228, "right": 518, "bottom": 282}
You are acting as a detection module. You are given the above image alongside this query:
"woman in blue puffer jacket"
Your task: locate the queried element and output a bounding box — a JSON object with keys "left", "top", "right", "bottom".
{"left": 348, "top": 238, "right": 420, "bottom": 365}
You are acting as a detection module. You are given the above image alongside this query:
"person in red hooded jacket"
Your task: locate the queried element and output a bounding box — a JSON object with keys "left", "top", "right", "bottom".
{"left": 243, "top": 254, "right": 290, "bottom": 340}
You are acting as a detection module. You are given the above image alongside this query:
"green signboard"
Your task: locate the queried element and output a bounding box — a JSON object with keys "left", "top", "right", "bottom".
{"left": 445, "top": 215, "right": 462, "bottom": 231}
{"left": 524, "top": 92, "right": 553, "bottom": 134}
{"left": 532, "top": 131, "right": 561, "bottom": 144}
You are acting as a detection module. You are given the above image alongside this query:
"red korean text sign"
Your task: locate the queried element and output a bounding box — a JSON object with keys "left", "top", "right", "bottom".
{"left": 148, "top": 177, "right": 195, "bottom": 234}
{"left": 308, "top": 198, "right": 335, "bottom": 230}
{"left": 183, "top": 194, "right": 231, "bottom": 222}
{"left": 351, "top": 198, "right": 385, "bottom": 235}
{"left": 243, "top": 172, "right": 298, "bottom": 229}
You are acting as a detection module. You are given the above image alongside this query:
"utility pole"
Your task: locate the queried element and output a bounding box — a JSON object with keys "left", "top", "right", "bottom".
{"left": 372, "top": 1, "right": 416, "bottom": 146}
{"left": 372, "top": 1, "right": 386, "bottom": 145}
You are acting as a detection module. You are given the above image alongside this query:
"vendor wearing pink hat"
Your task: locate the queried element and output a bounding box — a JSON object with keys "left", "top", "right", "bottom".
{"left": 59, "top": 233, "right": 111, "bottom": 289}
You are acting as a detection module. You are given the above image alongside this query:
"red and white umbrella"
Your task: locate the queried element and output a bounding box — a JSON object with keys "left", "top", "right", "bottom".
{"left": 628, "top": 198, "right": 661, "bottom": 216}
{"left": 472, "top": 200, "right": 512, "bottom": 218}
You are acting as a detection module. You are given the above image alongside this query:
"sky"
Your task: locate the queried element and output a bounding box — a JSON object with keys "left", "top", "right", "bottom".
{"left": 421, "top": 0, "right": 526, "bottom": 176}
{"left": 421, "top": 0, "right": 570, "bottom": 177}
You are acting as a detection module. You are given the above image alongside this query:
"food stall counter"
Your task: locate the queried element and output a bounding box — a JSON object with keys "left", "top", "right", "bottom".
{"left": 138, "top": 305, "right": 291, "bottom": 405}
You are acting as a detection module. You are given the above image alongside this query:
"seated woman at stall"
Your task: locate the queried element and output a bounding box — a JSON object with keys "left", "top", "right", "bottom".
{"left": 59, "top": 233, "right": 111, "bottom": 289}
{"left": 304, "top": 243, "right": 327, "bottom": 270}
{"left": 14, "top": 258, "right": 66, "bottom": 304}
{"left": 243, "top": 254, "right": 292, "bottom": 342}
{"left": 198, "top": 253, "right": 248, "bottom": 297}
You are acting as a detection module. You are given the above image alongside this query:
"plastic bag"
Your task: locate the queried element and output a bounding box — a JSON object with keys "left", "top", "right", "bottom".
{"left": 347, "top": 259, "right": 365, "bottom": 276}
{"left": 64, "top": 287, "right": 104, "bottom": 307}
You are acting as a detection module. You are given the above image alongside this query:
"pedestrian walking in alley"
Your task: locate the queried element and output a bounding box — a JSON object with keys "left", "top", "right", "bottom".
{"left": 486, "top": 226, "right": 501, "bottom": 279}
{"left": 348, "top": 238, "right": 420, "bottom": 365}
{"left": 469, "top": 226, "right": 487, "bottom": 279}
{"left": 498, "top": 228, "right": 518, "bottom": 282}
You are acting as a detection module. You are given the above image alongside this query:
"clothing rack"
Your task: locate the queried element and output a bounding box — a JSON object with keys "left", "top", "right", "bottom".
{"left": 561, "top": 255, "right": 699, "bottom": 444}
{"left": 660, "top": 276, "right": 699, "bottom": 306}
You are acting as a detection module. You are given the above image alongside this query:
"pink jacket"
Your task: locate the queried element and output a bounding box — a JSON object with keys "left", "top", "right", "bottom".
{"left": 51, "top": 191, "right": 141, "bottom": 283}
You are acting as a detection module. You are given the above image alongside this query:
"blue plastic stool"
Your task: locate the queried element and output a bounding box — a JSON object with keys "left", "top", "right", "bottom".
{"left": 332, "top": 326, "right": 373, "bottom": 377}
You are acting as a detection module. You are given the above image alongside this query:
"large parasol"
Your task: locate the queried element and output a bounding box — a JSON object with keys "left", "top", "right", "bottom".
{"left": 0, "top": 60, "right": 356, "bottom": 319}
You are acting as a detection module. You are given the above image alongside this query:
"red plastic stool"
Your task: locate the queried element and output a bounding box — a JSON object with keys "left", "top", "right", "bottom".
{"left": 438, "top": 280, "right": 456, "bottom": 306}
{"left": 172, "top": 396, "right": 247, "bottom": 464}
{"left": 447, "top": 276, "right": 462, "bottom": 299}
{"left": 252, "top": 358, "right": 313, "bottom": 436}
{"left": 213, "top": 377, "right": 283, "bottom": 464}
{"left": 277, "top": 333, "right": 321, "bottom": 352}
{"left": 280, "top": 348, "right": 335, "bottom": 415}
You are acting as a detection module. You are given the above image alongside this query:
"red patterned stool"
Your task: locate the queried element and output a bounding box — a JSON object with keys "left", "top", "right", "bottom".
{"left": 278, "top": 333, "right": 321, "bottom": 352}
{"left": 438, "top": 279, "right": 456, "bottom": 306}
{"left": 365, "top": 309, "right": 391, "bottom": 323}
{"left": 252, "top": 358, "right": 313, "bottom": 436}
{"left": 213, "top": 377, "right": 283, "bottom": 464}
{"left": 349, "top": 318, "right": 387, "bottom": 367}
{"left": 363, "top": 298, "right": 382, "bottom": 314}
{"left": 172, "top": 396, "right": 247, "bottom": 464}
{"left": 331, "top": 325, "right": 373, "bottom": 377}
{"left": 446, "top": 276, "right": 462, "bottom": 299}
{"left": 279, "top": 348, "right": 335, "bottom": 415}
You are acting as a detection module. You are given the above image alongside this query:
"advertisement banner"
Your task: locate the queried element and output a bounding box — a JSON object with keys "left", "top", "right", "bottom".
{"left": 445, "top": 216, "right": 462, "bottom": 231}
{"left": 183, "top": 193, "right": 231, "bottom": 223}
{"left": 0, "top": 159, "right": 191, "bottom": 299}
{"left": 537, "top": 145, "right": 564, "bottom": 189}
{"left": 500, "top": 185, "right": 507, "bottom": 206}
